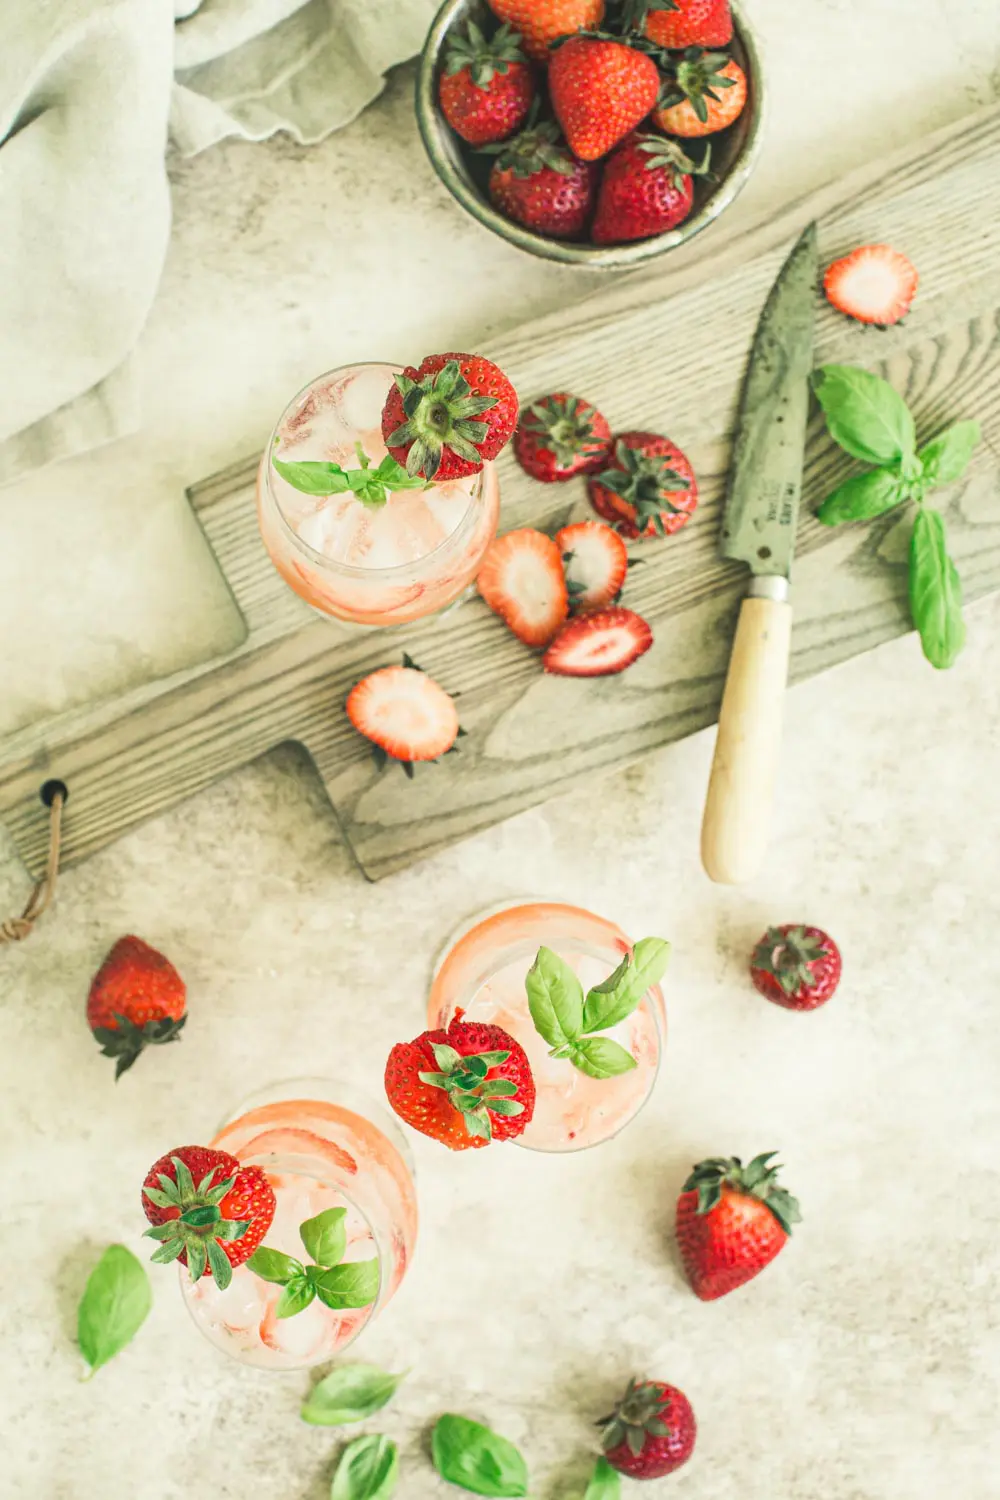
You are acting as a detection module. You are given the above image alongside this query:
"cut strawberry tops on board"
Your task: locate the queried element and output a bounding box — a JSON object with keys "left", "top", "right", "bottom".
{"left": 382, "top": 352, "right": 518, "bottom": 480}
{"left": 346, "top": 661, "right": 461, "bottom": 775}
{"left": 556, "top": 522, "right": 629, "bottom": 611}
{"left": 477, "top": 527, "right": 570, "bottom": 646}
{"left": 86, "top": 936, "right": 187, "bottom": 1079}
{"left": 544, "top": 606, "right": 653, "bottom": 676}
{"left": 589, "top": 432, "right": 698, "bottom": 537}
{"left": 385, "top": 1012, "right": 536, "bottom": 1149}
{"left": 675, "top": 1152, "right": 801, "bottom": 1300}
{"left": 514, "top": 393, "right": 613, "bottom": 481}
{"left": 141, "top": 1146, "right": 276, "bottom": 1290}
{"left": 823, "top": 244, "right": 918, "bottom": 327}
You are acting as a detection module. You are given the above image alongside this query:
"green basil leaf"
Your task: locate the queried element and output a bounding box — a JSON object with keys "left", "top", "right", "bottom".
{"left": 431, "top": 1414, "right": 529, "bottom": 1498}
{"left": 525, "top": 947, "right": 584, "bottom": 1049}
{"left": 314, "top": 1259, "right": 381, "bottom": 1310}
{"left": 816, "top": 467, "right": 910, "bottom": 526}
{"left": 301, "top": 1364, "right": 406, "bottom": 1427}
{"left": 584, "top": 1456, "right": 621, "bottom": 1499}
{"left": 570, "top": 1036, "right": 639, "bottom": 1080}
{"left": 582, "top": 937, "right": 670, "bottom": 1034}
{"left": 811, "top": 365, "right": 916, "bottom": 466}
{"left": 301, "top": 1207, "right": 348, "bottom": 1269}
{"left": 917, "top": 419, "right": 981, "bottom": 488}
{"left": 246, "top": 1247, "right": 304, "bottom": 1285}
{"left": 272, "top": 456, "right": 352, "bottom": 496}
{"left": 276, "top": 1275, "right": 317, "bottom": 1319}
{"left": 77, "top": 1245, "right": 152, "bottom": 1376}
{"left": 908, "top": 506, "right": 966, "bottom": 669}
{"left": 330, "top": 1435, "right": 398, "bottom": 1500}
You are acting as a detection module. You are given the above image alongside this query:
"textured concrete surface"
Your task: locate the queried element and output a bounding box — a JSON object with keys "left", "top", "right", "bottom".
{"left": 2, "top": 2, "right": 1000, "bottom": 1497}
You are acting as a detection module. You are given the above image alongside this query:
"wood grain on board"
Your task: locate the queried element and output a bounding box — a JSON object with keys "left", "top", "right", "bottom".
{"left": 2, "top": 103, "right": 1000, "bottom": 882}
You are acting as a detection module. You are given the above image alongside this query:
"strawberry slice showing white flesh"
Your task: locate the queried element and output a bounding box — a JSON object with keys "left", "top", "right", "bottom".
{"left": 823, "top": 244, "right": 918, "bottom": 327}
{"left": 556, "top": 521, "right": 629, "bottom": 611}
{"left": 543, "top": 607, "right": 653, "bottom": 677}
{"left": 477, "top": 528, "right": 569, "bottom": 647}
{"left": 347, "top": 666, "right": 459, "bottom": 764}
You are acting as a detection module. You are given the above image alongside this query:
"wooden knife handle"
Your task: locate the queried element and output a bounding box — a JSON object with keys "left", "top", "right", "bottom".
{"left": 701, "top": 593, "right": 793, "bottom": 885}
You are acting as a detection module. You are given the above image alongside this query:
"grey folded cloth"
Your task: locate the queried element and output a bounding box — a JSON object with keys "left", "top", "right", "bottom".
{"left": 0, "top": 0, "right": 438, "bottom": 487}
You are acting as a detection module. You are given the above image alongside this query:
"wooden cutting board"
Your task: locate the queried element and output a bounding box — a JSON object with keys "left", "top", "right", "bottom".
{"left": 3, "top": 103, "right": 1000, "bottom": 883}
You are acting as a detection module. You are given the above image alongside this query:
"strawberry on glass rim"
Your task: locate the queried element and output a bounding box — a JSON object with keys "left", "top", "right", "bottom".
{"left": 382, "top": 352, "right": 518, "bottom": 481}
{"left": 141, "top": 1145, "right": 276, "bottom": 1289}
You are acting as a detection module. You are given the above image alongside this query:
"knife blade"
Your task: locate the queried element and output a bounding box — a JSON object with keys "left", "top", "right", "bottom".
{"left": 700, "top": 222, "right": 818, "bottom": 885}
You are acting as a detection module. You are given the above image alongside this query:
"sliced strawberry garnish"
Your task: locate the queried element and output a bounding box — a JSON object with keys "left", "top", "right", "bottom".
{"left": 822, "top": 244, "right": 918, "bottom": 327}
{"left": 477, "top": 528, "right": 569, "bottom": 647}
{"left": 543, "top": 606, "right": 653, "bottom": 677}
{"left": 346, "top": 665, "right": 459, "bottom": 767}
{"left": 556, "top": 522, "right": 629, "bottom": 611}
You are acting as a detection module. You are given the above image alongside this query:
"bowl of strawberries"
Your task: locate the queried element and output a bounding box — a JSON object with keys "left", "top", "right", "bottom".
{"left": 416, "top": 0, "right": 764, "bottom": 266}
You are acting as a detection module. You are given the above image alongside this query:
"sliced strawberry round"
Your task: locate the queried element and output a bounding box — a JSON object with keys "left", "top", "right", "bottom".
{"left": 477, "top": 528, "right": 569, "bottom": 646}
{"left": 588, "top": 432, "right": 698, "bottom": 538}
{"left": 823, "top": 244, "right": 918, "bottom": 327}
{"left": 381, "top": 353, "right": 519, "bottom": 481}
{"left": 384, "top": 1012, "right": 535, "bottom": 1150}
{"left": 556, "top": 522, "right": 628, "bottom": 611}
{"left": 141, "top": 1145, "right": 276, "bottom": 1289}
{"left": 514, "top": 393, "right": 613, "bottom": 481}
{"left": 347, "top": 666, "right": 459, "bottom": 765}
{"left": 543, "top": 606, "right": 653, "bottom": 676}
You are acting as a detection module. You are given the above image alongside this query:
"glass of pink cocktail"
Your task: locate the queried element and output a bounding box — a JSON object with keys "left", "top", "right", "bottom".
{"left": 257, "top": 363, "right": 501, "bottom": 627}
{"left": 427, "top": 903, "right": 667, "bottom": 1153}
{"left": 178, "top": 1080, "right": 417, "bottom": 1370}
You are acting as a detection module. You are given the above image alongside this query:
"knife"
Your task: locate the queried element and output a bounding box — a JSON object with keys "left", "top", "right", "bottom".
{"left": 700, "top": 222, "right": 818, "bottom": 885}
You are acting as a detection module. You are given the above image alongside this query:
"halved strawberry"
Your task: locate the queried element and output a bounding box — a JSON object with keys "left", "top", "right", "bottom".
{"left": 543, "top": 606, "right": 653, "bottom": 676}
{"left": 346, "top": 665, "right": 459, "bottom": 771}
{"left": 477, "top": 528, "right": 569, "bottom": 646}
{"left": 556, "top": 522, "right": 628, "bottom": 611}
{"left": 822, "top": 245, "right": 918, "bottom": 328}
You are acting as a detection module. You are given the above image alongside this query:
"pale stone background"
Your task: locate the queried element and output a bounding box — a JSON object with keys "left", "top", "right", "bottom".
{"left": 2, "top": 2, "right": 1000, "bottom": 1497}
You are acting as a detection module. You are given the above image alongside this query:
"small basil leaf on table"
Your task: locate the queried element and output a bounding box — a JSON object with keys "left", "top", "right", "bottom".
{"left": 330, "top": 1434, "right": 398, "bottom": 1500}
{"left": 909, "top": 506, "right": 966, "bottom": 668}
{"left": 77, "top": 1244, "right": 152, "bottom": 1377}
{"left": 431, "top": 1414, "right": 529, "bottom": 1497}
{"left": 816, "top": 467, "right": 910, "bottom": 525}
{"left": 570, "top": 1036, "right": 638, "bottom": 1080}
{"left": 582, "top": 937, "right": 670, "bottom": 1034}
{"left": 301, "top": 1364, "right": 406, "bottom": 1426}
{"left": 301, "top": 1207, "right": 348, "bottom": 1268}
{"left": 584, "top": 1456, "right": 621, "bottom": 1499}
{"left": 314, "top": 1259, "right": 381, "bottom": 1310}
{"left": 246, "top": 1247, "right": 304, "bottom": 1284}
{"left": 811, "top": 364, "right": 916, "bottom": 466}
{"left": 276, "top": 1275, "right": 316, "bottom": 1319}
{"left": 525, "top": 946, "right": 584, "bottom": 1048}
{"left": 917, "top": 419, "right": 981, "bottom": 486}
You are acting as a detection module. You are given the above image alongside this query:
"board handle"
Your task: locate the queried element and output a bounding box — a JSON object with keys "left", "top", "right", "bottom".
{"left": 701, "top": 592, "right": 793, "bottom": 885}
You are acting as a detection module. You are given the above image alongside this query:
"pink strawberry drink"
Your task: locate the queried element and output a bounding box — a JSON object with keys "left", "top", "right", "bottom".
{"left": 257, "top": 364, "right": 500, "bottom": 626}
{"left": 180, "top": 1081, "right": 417, "bottom": 1370}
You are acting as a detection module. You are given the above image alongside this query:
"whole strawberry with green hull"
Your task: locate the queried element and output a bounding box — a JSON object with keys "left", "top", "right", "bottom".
{"left": 591, "top": 134, "right": 709, "bottom": 244}
{"left": 86, "top": 935, "right": 186, "bottom": 1079}
{"left": 675, "top": 1152, "right": 801, "bottom": 1300}
{"left": 549, "top": 37, "right": 661, "bottom": 162}
{"left": 438, "top": 22, "right": 534, "bottom": 146}
{"left": 622, "top": 0, "right": 733, "bottom": 48}
{"left": 514, "top": 393, "right": 612, "bottom": 481}
{"left": 654, "top": 51, "right": 746, "bottom": 137}
{"left": 385, "top": 1011, "right": 535, "bottom": 1149}
{"left": 484, "top": 118, "right": 598, "bottom": 239}
{"left": 487, "top": 0, "right": 605, "bottom": 64}
{"left": 750, "top": 924, "right": 842, "bottom": 1011}
{"left": 382, "top": 353, "right": 518, "bottom": 480}
{"left": 142, "top": 1145, "right": 276, "bottom": 1289}
{"left": 589, "top": 432, "right": 698, "bottom": 538}
{"left": 599, "top": 1378, "right": 696, "bottom": 1479}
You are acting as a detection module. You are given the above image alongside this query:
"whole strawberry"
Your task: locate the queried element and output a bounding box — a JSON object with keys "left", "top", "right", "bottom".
{"left": 382, "top": 353, "right": 518, "bottom": 480}
{"left": 750, "top": 925, "right": 842, "bottom": 1011}
{"left": 86, "top": 935, "right": 186, "bottom": 1079}
{"left": 676, "top": 1152, "right": 801, "bottom": 1300}
{"left": 385, "top": 1010, "right": 535, "bottom": 1150}
{"left": 599, "top": 1378, "right": 696, "bottom": 1479}
{"left": 484, "top": 118, "right": 597, "bottom": 239}
{"left": 622, "top": 0, "right": 733, "bottom": 48}
{"left": 487, "top": 0, "right": 605, "bottom": 64}
{"left": 654, "top": 51, "right": 747, "bottom": 138}
{"left": 589, "top": 432, "right": 698, "bottom": 538}
{"left": 142, "top": 1145, "right": 276, "bottom": 1289}
{"left": 591, "top": 133, "right": 708, "bottom": 244}
{"left": 549, "top": 38, "right": 660, "bottom": 162}
{"left": 514, "top": 393, "right": 612, "bottom": 481}
{"left": 438, "top": 22, "right": 534, "bottom": 146}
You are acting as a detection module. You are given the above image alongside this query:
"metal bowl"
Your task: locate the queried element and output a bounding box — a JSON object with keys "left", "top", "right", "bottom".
{"left": 416, "top": 0, "right": 765, "bottom": 269}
